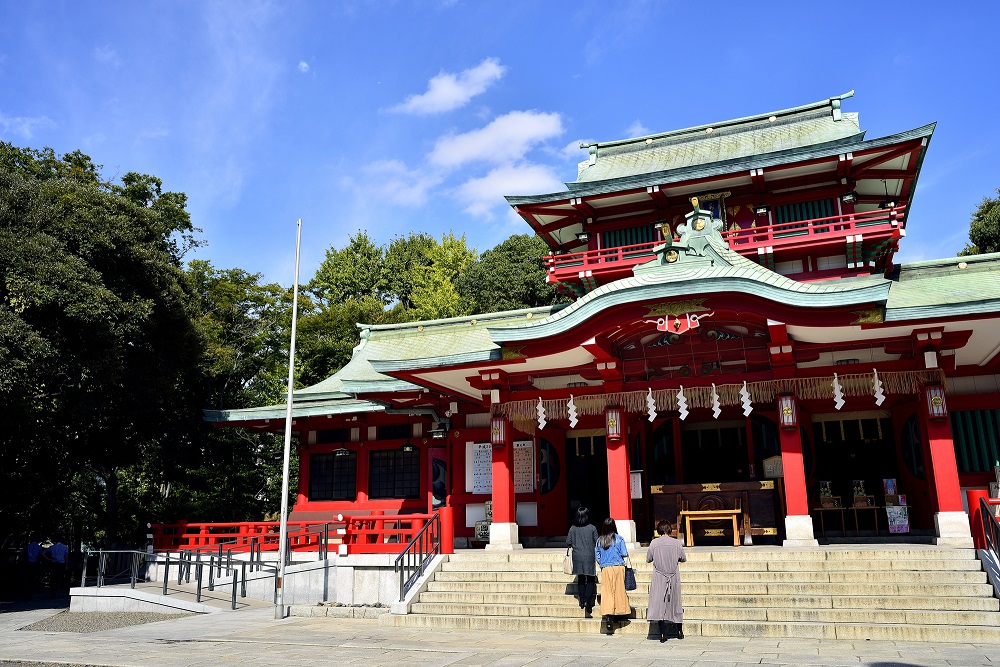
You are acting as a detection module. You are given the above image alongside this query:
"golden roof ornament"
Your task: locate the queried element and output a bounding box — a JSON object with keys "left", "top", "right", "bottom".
{"left": 690, "top": 196, "right": 699, "bottom": 210}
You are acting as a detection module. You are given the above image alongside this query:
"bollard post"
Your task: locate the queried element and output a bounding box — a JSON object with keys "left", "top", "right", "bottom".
{"left": 241, "top": 561, "right": 247, "bottom": 598}
{"left": 208, "top": 556, "right": 215, "bottom": 592}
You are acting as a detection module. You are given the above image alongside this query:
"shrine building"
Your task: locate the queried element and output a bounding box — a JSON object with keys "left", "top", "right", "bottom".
{"left": 207, "top": 92, "right": 1000, "bottom": 550}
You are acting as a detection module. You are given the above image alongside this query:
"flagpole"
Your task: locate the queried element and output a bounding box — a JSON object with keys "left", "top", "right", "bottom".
{"left": 275, "top": 218, "right": 302, "bottom": 619}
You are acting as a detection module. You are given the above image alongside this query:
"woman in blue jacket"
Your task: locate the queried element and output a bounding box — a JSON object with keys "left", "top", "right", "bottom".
{"left": 595, "top": 517, "right": 630, "bottom": 634}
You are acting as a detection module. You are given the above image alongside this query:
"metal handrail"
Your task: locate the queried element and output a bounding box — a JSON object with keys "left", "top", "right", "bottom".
{"left": 81, "top": 550, "right": 147, "bottom": 589}
{"left": 394, "top": 511, "right": 441, "bottom": 601}
{"left": 980, "top": 497, "right": 1000, "bottom": 564}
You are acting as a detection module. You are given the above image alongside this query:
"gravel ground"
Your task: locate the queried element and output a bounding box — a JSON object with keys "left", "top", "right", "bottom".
{"left": 19, "top": 611, "right": 191, "bottom": 633}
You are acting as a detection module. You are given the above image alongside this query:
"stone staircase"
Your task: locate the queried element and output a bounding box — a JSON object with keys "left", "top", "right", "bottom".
{"left": 379, "top": 546, "right": 1000, "bottom": 642}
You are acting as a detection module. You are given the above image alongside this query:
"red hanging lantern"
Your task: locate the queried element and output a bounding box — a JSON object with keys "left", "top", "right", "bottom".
{"left": 490, "top": 415, "right": 508, "bottom": 447}
{"left": 924, "top": 385, "right": 948, "bottom": 420}
{"left": 777, "top": 394, "right": 798, "bottom": 430}
{"left": 605, "top": 406, "right": 623, "bottom": 442}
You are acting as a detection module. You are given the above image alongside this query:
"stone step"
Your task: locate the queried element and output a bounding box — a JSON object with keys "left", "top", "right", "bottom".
{"left": 408, "top": 601, "right": 1000, "bottom": 627}
{"left": 442, "top": 557, "right": 984, "bottom": 574}
{"left": 381, "top": 613, "right": 1000, "bottom": 643}
{"left": 433, "top": 569, "right": 986, "bottom": 585}
{"left": 416, "top": 590, "right": 1000, "bottom": 612}
{"left": 446, "top": 548, "right": 976, "bottom": 565}
{"left": 424, "top": 579, "right": 994, "bottom": 598}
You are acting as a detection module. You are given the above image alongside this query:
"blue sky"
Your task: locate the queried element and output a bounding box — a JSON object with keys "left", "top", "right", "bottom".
{"left": 2, "top": 1, "right": 998, "bottom": 285}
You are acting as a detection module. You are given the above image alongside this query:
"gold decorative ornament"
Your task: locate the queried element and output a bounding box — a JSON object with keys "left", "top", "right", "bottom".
{"left": 502, "top": 346, "right": 527, "bottom": 360}
{"left": 693, "top": 217, "right": 706, "bottom": 231}
{"left": 851, "top": 308, "right": 884, "bottom": 325}
{"left": 701, "top": 483, "right": 721, "bottom": 492}
{"left": 759, "top": 480, "right": 775, "bottom": 490}
{"left": 646, "top": 299, "right": 711, "bottom": 318}
{"left": 690, "top": 196, "right": 700, "bottom": 210}
{"left": 665, "top": 249, "right": 679, "bottom": 263}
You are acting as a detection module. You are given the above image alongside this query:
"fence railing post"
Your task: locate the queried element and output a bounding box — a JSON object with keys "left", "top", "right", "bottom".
{"left": 208, "top": 556, "right": 215, "bottom": 592}
{"left": 231, "top": 566, "right": 238, "bottom": 610}
{"left": 241, "top": 561, "right": 247, "bottom": 598}
{"left": 81, "top": 551, "right": 89, "bottom": 588}
{"left": 196, "top": 561, "right": 203, "bottom": 603}
{"left": 161, "top": 553, "right": 169, "bottom": 596}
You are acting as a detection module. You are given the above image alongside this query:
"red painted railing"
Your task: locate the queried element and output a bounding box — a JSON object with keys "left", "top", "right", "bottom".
{"left": 543, "top": 206, "right": 905, "bottom": 282}
{"left": 151, "top": 512, "right": 438, "bottom": 556}
{"left": 720, "top": 205, "right": 905, "bottom": 251}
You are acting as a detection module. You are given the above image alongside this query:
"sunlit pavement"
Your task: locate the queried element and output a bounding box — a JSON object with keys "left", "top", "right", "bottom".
{"left": 0, "top": 606, "right": 997, "bottom": 667}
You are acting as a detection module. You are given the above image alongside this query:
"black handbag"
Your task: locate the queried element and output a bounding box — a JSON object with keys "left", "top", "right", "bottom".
{"left": 624, "top": 556, "right": 637, "bottom": 591}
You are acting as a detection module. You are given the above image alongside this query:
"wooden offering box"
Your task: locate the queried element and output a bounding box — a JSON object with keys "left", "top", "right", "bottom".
{"left": 651, "top": 481, "right": 780, "bottom": 544}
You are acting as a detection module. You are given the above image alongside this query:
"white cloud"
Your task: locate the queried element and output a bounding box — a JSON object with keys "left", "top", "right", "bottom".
{"left": 626, "top": 120, "right": 650, "bottom": 138}
{"left": 298, "top": 60, "right": 310, "bottom": 73}
{"left": 94, "top": 45, "right": 121, "bottom": 67}
{"left": 454, "top": 162, "right": 565, "bottom": 217}
{"left": 560, "top": 139, "right": 590, "bottom": 160}
{"left": 342, "top": 159, "right": 444, "bottom": 207}
{"left": 0, "top": 113, "right": 54, "bottom": 140}
{"left": 429, "top": 110, "right": 563, "bottom": 168}
{"left": 390, "top": 57, "right": 506, "bottom": 114}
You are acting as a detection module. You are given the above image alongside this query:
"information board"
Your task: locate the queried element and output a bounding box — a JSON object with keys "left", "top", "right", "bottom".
{"left": 513, "top": 440, "right": 535, "bottom": 493}
{"left": 471, "top": 442, "right": 492, "bottom": 495}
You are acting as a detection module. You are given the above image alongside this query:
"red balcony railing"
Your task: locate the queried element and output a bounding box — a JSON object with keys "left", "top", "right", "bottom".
{"left": 543, "top": 206, "right": 904, "bottom": 284}
{"left": 150, "top": 512, "right": 440, "bottom": 556}
{"left": 720, "top": 205, "right": 905, "bottom": 251}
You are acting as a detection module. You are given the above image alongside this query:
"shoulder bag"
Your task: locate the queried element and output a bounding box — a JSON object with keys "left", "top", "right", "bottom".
{"left": 563, "top": 546, "right": 575, "bottom": 575}
{"left": 624, "top": 554, "right": 637, "bottom": 591}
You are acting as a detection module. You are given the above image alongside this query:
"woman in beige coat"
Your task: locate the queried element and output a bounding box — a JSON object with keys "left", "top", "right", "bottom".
{"left": 646, "top": 519, "right": 686, "bottom": 641}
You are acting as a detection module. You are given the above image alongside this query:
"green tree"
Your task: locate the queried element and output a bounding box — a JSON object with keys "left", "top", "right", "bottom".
{"left": 457, "top": 234, "right": 566, "bottom": 314}
{"left": 409, "top": 232, "right": 477, "bottom": 320}
{"left": 308, "top": 232, "right": 387, "bottom": 307}
{"left": 960, "top": 188, "right": 1000, "bottom": 256}
{"left": 0, "top": 142, "right": 204, "bottom": 546}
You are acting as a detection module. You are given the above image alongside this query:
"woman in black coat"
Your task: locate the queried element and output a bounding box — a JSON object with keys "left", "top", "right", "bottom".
{"left": 566, "top": 506, "right": 599, "bottom": 616}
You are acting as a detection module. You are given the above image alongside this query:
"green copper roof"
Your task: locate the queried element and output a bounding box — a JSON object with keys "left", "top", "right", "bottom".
{"left": 507, "top": 123, "right": 934, "bottom": 206}
{"left": 884, "top": 252, "right": 1000, "bottom": 321}
{"left": 575, "top": 93, "right": 861, "bottom": 184}
{"left": 203, "top": 397, "right": 384, "bottom": 423}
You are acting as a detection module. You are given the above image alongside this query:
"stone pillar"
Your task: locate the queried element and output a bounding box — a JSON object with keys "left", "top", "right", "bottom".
{"left": 920, "top": 389, "right": 974, "bottom": 547}
{"left": 607, "top": 435, "right": 637, "bottom": 547}
{"left": 487, "top": 421, "right": 521, "bottom": 550}
{"left": 779, "top": 405, "right": 817, "bottom": 546}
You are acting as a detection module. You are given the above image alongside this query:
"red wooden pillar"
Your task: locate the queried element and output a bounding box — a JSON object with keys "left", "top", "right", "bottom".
{"left": 777, "top": 397, "right": 816, "bottom": 545}
{"left": 919, "top": 388, "right": 963, "bottom": 514}
{"left": 488, "top": 416, "right": 521, "bottom": 549}
{"left": 605, "top": 407, "right": 636, "bottom": 543}
{"left": 607, "top": 438, "right": 632, "bottom": 522}
{"left": 491, "top": 437, "right": 516, "bottom": 523}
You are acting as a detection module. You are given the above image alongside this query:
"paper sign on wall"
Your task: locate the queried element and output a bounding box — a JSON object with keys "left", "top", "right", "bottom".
{"left": 471, "top": 442, "right": 492, "bottom": 495}
{"left": 513, "top": 440, "right": 535, "bottom": 493}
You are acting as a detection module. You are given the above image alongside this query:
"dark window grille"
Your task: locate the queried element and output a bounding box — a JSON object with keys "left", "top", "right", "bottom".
{"left": 369, "top": 449, "right": 420, "bottom": 499}
{"left": 378, "top": 424, "right": 410, "bottom": 441}
{"left": 308, "top": 452, "right": 357, "bottom": 501}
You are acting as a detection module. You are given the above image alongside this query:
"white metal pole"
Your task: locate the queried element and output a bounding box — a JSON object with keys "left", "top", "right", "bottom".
{"left": 275, "top": 219, "right": 302, "bottom": 619}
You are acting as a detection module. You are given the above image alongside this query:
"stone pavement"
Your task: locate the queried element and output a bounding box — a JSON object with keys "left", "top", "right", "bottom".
{"left": 0, "top": 605, "right": 998, "bottom": 667}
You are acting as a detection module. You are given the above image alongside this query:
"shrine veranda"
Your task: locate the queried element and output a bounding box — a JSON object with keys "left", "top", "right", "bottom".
{"left": 200, "top": 92, "right": 1000, "bottom": 550}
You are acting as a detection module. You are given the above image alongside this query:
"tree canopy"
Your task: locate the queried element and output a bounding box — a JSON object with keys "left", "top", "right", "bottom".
{"left": 959, "top": 188, "right": 1000, "bottom": 256}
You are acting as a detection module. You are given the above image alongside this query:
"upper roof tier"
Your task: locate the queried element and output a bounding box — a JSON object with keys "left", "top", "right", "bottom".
{"left": 574, "top": 92, "right": 861, "bottom": 184}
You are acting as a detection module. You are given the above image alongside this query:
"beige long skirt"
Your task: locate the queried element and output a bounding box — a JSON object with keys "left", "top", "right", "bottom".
{"left": 599, "top": 565, "right": 630, "bottom": 615}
